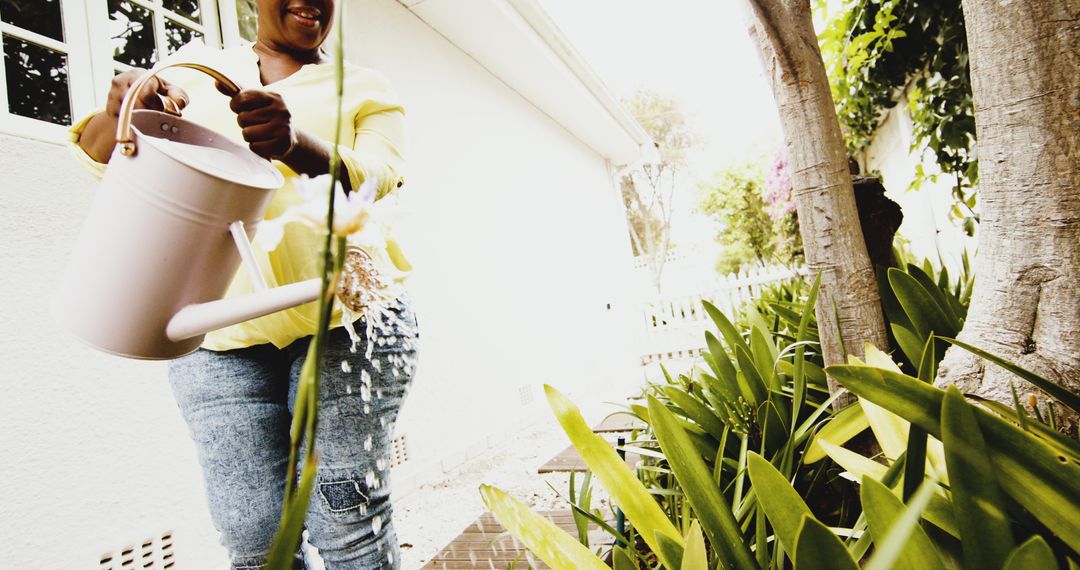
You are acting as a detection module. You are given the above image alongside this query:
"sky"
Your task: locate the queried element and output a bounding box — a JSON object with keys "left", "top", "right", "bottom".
{"left": 538, "top": 0, "right": 786, "bottom": 248}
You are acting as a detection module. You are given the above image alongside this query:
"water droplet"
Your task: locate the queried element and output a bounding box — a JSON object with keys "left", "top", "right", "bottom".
{"left": 340, "top": 360, "right": 352, "bottom": 373}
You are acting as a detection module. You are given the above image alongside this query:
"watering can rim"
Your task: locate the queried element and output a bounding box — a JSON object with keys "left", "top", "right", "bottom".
{"left": 128, "top": 109, "right": 286, "bottom": 191}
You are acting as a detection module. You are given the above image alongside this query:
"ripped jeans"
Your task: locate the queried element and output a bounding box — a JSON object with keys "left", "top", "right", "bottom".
{"left": 168, "top": 299, "right": 418, "bottom": 569}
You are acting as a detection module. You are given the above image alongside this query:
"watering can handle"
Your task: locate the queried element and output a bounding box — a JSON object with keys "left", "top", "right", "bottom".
{"left": 116, "top": 63, "right": 242, "bottom": 157}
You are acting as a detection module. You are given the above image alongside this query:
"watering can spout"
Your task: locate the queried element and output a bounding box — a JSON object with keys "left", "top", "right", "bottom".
{"left": 166, "top": 278, "right": 323, "bottom": 342}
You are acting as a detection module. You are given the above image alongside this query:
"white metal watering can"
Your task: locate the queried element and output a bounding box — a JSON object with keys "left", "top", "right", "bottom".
{"left": 53, "top": 63, "right": 322, "bottom": 360}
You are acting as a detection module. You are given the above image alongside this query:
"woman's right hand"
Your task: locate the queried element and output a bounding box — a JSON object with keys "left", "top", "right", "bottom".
{"left": 105, "top": 68, "right": 189, "bottom": 118}
{"left": 78, "top": 68, "right": 189, "bottom": 163}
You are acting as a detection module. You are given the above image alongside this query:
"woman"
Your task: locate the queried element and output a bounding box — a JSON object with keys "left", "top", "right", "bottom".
{"left": 70, "top": 1, "right": 416, "bottom": 568}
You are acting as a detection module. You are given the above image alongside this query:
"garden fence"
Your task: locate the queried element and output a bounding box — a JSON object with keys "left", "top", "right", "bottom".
{"left": 639, "top": 264, "right": 807, "bottom": 376}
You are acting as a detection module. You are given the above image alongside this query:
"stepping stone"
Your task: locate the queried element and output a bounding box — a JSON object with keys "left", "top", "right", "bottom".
{"left": 537, "top": 438, "right": 641, "bottom": 474}
{"left": 422, "top": 510, "right": 613, "bottom": 569}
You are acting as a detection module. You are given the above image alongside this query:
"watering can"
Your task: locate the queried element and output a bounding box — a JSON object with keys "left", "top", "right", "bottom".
{"left": 52, "top": 63, "right": 323, "bottom": 360}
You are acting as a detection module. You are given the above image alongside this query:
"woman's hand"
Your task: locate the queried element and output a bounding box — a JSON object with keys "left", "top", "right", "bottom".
{"left": 223, "top": 86, "right": 352, "bottom": 191}
{"left": 225, "top": 88, "right": 299, "bottom": 160}
{"left": 78, "top": 68, "right": 188, "bottom": 163}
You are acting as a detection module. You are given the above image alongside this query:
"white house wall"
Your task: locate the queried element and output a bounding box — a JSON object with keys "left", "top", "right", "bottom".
{"left": 0, "top": 0, "right": 641, "bottom": 567}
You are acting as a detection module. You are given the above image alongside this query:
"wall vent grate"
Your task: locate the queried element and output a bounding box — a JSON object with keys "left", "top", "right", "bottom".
{"left": 519, "top": 384, "right": 534, "bottom": 406}
{"left": 390, "top": 434, "right": 409, "bottom": 468}
{"left": 99, "top": 531, "right": 175, "bottom": 570}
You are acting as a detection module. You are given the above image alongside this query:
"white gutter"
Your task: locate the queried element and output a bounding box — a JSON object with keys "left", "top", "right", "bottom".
{"left": 503, "top": 0, "right": 654, "bottom": 162}
{"left": 397, "top": 0, "right": 656, "bottom": 166}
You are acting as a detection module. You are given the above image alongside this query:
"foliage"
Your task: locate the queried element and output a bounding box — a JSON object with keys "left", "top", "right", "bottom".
{"left": 818, "top": 0, "right": 978, "bottom": 234}
{"left": 482, "top": 337, "right": 1080, "bottom": 569}
{"left": 876, "top": 250, "right": 973, "bottom": 373}
{"left": 698, "top": 156, "right": 802, "bottom": 275}
{"left": 621, "top": 90, "right": 698, "bottom": 291}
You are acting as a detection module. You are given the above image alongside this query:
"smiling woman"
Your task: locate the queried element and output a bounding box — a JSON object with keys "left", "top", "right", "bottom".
{"left": 66, "top": 1, "right": 416, "bottom": 569}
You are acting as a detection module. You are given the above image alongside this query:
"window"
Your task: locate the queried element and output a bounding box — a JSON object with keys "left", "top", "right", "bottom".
{"left": 0, "top": 0, "right": 241, "bottom": 140}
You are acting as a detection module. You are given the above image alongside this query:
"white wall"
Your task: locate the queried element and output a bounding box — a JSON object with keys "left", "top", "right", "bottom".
{"left": 0, "top": 0, "right": 642, "bottom": 567}
{"left": 863, "top": 95, "right": 976, "bottom": 273}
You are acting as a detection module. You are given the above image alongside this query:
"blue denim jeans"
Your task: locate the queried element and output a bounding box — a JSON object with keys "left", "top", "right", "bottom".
{"left": 169, "top": 299, "right": 418, "bottom": 569}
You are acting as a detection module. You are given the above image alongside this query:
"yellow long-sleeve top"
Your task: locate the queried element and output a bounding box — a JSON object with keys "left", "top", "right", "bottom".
{"left": 68, "top": 42, "right": 407, "bottom": 351}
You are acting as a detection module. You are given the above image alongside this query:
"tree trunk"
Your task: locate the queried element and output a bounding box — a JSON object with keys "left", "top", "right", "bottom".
{"left": 744, "top": 0, "right": 889, "bottom": 399}
{"left": 938, "top": 0, "right": 1080, "bottom": 432}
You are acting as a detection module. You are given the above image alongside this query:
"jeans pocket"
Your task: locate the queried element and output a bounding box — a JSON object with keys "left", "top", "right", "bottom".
{"left": 318, "top": 478, "right": 370, "bottom": 513}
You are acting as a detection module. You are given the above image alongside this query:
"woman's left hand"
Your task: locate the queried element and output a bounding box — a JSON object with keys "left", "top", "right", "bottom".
{"left": 226, "top": 88, "right": 298, "bottom": 160}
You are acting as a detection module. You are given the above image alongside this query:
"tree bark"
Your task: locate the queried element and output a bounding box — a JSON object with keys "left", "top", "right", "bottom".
{"left": 939, "top": 0, "right": 1080, "bottom": 432}
{"left": 744, "top": 0, "right": 889, "bottom": 399}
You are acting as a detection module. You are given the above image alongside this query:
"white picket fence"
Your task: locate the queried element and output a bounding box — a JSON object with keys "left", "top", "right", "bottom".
{"left": 640, "top": 265, "right": 807, "bottom": 376}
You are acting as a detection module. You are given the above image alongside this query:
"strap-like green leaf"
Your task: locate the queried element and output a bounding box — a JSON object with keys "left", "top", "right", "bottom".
{"left": 939, "top": 336, "right": 1080, "bottom": 414}
{"left": 663, "top": 385, "right": 727, "bottom": 440}
{"left": 746, "top": 452, "right": 813, "bottom": 560}
{"left": 826, "top": 366, "right": 1080, "bottom": 552}
{"left": 1003, "top": 536, "right": 1057, "bottom": 570}
{"left": 863, "top": 479, "right": 941, "bottom": 570}
{"left": 480, "top": 485, "right": 609, "bottom": 570}
{"left": 545, "top": 386, "right": 684, "bottom": 568}
{"left": 681, "top": 520, "right": 708, "bottom": 570}
{"left": 735, "top": 344, "right": 768, "bottom": 406}
{"left": 793, "top": 515, "right": 858, "bottom": 570}
{"left": 861, "top": 477, "right": 944, "bottom": 570}
{"left": 942, "top": 387, "right": 1015, "bottom": 569}
{"left": 804, "top": 402, "right": 869, "bottom": 463}
{"left": 703, "top": 300, "right": 750, "bottom": 355}
{"left": 888, "top": 269, "right": 958, "bottom": 339}
{"left": 648, "top": 396, "right": 758, "bottom": 570}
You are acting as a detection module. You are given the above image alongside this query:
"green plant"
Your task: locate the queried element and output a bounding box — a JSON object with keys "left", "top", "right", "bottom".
{"left": 876, "top": 251, "right": 973, "bottom": 373}
{"left": 818, "top": 0, "right": 977, "bottom": 234}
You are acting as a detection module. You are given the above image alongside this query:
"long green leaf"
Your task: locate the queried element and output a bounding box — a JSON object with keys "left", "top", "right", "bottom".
{"left": 905, "top": 336, "right": 935, "bottom": 501}
{"left": 479, "top": 485, "right": 608, "bottom": 570}
{"left": 826, "top": 365, "right": 1080, "bottom": 551}
{"left": 736, "top": 344, "right": 768, "bottom": 406}
{"left": 1003, "top": 536, "right": 1058, "bottom": 570}
{"left": 655, "top": 530, "right": 685, "bottom": 569}
{"left": 746, "top": 452, "right": 813, "bottom": 560}
{"left": 906, "top": 263, "right": 961, "bottom": 326}
{"left": 861, "top": 477, "right": 944, "bottom": 570}
{"left": 545, "top": 386, "right": 684, "bottom": 567}
{"left": 888, "top": 269, "right": 958, "bottom": 339}
{"left": 891, "top": 323, "right": 928, "bottom": 369}
{"left": 863, "top": 479, "right": 941, "bottom": 570}
{"left": 804, "top": 402, "right": 868, "bottom": 463}
{"left": 939, "top": 336, "right": 1080, "bottom": 413}
{"left": 681, "top": 520, "right": 708, "bottom": 570}
{"left": 265, "top": 454, "right": 319, "bottom": 570}
{"left": 705, "top": 331, "right": 741, "bottom": 399}
{"left": 703, "top": 300, "right": 750, "bottom": 355}
{"left": 663, "top": 386, "right": 727, "bottom": 440}
{"left": 793, "top": 515, "right": 858, "bottom": 570}
{"left": 942, "top": 386, "right": 1015, "bottom": 569}
{"left": 647, "top": 396, "right": 758, "bottom": 570}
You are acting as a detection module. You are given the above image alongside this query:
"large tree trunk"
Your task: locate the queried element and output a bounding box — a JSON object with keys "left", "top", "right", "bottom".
{"left": 938, "top": 0, "right": 1080, "bottom": 432}
{"left": 744, "top": 0, "right": 888, "bottom": 398}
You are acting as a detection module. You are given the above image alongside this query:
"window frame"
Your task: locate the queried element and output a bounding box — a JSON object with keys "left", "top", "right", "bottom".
{"left": 0, "top": 0, "right": 234, "bottom": 143}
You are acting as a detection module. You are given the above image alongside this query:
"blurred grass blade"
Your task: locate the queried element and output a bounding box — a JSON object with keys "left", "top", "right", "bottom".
{"left": 941, "top": 386, "right": 1015, "bottom": 568}
{"left": 793, "top": 515, "right": 858, "bottom": 570}
{"left": 681, "top": 520, "right": 708, "bottom": 570}
{"left": 746, "top": 452, "right": 812, "bottom": 560}
{"left": 861, "top": 477, "right": 944, "bottom": 570}
{"left": 265, "top": 454, "right": 319, "bottom": 570}
{"left": 863, "top": 478, "right": 940, "bottom": 570}
{"left": 1003, "top": 536, "right": 1057, "bottom": 570}
{"left": 479, "top": 485, "right": 608, "bottom": 570}
{"left": 939, "top": 336, "right": 1080, "bottom": 413}
{"left": 647, "top": 396, "right": 758, "bottom": 570}
{"left": 545, "top": 385, "right": 684, "bottom": 567}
